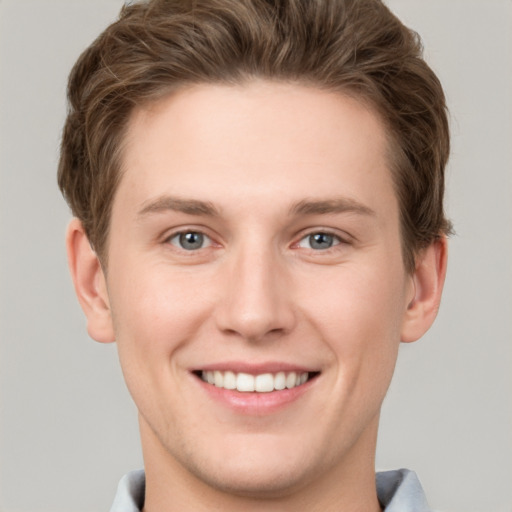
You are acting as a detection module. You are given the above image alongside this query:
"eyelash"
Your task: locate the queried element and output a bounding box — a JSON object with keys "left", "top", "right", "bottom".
{"left": 295, "top": 231, "right": 345, "bottom": 251}
{"left": 164, "top": 228, "right": 349, "bottom": 254}
{"left": 166, "top": 230, "right": 214, "bottom": 251}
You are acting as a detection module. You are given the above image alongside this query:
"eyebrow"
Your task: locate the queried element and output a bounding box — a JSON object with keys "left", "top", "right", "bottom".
{"left": 289, "top": 198, "right": 376, "bottom": 217}
{"left": 137, "top": 196, "right": 220, "bottom": 218}
{"left": 137, "top": 195, "right": 375, "bottom": 219}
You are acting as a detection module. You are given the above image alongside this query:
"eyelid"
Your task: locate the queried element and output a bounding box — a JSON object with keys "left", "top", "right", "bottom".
{"left": 293, "top": 228, "right": 352, "bottom": 248}
{"left": 296, "top": 232, "right": 341, "bottom": 249}
{"left": 162, "top": 226, "right": 220, "bottom": 250}
{"left": 167, "top": 231, "right": 212, "bottom": 250}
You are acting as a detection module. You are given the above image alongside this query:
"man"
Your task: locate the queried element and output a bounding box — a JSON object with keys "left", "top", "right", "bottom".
{"left": 58, "top": 0, "right": 450, "bottom": 510}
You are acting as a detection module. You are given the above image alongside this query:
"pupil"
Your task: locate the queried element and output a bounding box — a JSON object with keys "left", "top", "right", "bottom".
{"left": 180, "top": 232, "right": 203, "bottom": 250}
{"left": 310, "top": 233, "right": 333, "bottom": 250}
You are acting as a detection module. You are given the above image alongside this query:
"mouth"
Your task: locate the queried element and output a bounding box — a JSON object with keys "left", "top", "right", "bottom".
{"left": 194, "top": 370, "right": 320, "bottom": 393}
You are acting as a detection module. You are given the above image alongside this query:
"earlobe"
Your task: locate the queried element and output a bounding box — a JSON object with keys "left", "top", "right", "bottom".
{"left": 401, "top": 236, "right": 448, "bottom": 343}
{"left": 66, "top": 218, "right": 115, "bottom": 343}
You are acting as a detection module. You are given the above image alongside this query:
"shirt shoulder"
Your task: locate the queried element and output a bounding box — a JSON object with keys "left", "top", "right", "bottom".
{"left": 109, "top": 469, "right": 145, "bottom": 512}
{"left": 377, "top": 468, "right": 433, "bottom": 511}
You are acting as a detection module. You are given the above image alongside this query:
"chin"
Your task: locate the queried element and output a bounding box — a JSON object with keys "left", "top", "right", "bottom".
{"left": 185, "top": 455, "right": 317, "bottom": 499}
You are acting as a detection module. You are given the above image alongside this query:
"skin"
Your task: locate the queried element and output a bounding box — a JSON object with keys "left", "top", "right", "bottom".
{"left": 67, "top": 81, "right": 447, "bottom": 511}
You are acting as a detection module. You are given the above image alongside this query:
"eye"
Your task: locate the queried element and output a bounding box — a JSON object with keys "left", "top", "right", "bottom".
{"left": 297, "top": 232, "right": 341, "bottom": 250}
{"left": 168, "top": 231, "right": 212, "bottom": 251}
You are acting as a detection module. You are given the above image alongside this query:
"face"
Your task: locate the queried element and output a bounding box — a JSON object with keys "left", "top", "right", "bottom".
{"left": 102, "top": 82, "right": 416, "bottom": 496}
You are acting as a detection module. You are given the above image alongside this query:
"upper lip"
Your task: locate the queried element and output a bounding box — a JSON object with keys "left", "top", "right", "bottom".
{"left": 192, "top": 361, "right": 319, "bottom": 375}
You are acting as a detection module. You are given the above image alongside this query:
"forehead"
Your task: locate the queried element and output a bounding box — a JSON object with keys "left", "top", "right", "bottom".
{"left": 118, "top": 81, "right": 396, "bottom": 217}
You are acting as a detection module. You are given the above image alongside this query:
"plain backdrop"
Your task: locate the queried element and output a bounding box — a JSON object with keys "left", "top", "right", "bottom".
{"left": 1, "top": 1, "right": 511, "bottom": 511}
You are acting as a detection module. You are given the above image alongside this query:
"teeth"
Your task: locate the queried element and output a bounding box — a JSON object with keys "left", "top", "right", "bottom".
{"left": 286, "top": 372, "right": 297, "bottom": 389}
{"left": 214, "top": 370, "right": 223, "bottom": 388}
{"left": 223, "top": 371, "right": 236, "bottom": 390}
{"left": 274, "top": 372, "right": 286, "bottom": 390}
{"left": 236, "top": 372, "right": 255, "bottom": 392}
{"left": 255, "top": 373, "right": 273, "bottom": 392}
{"left": 200, "top": 370, "right": 310, "bottom": 392}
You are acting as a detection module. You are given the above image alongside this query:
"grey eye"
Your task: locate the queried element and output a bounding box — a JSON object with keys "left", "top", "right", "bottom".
{"left": 169, "top": 231, "right": 210, "bottom": 250}
{"left": 298, "top": 232, "right": 340, "bottom": 250}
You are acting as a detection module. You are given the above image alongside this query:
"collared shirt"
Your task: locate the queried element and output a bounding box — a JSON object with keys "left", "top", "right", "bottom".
{"left": 109, "top": 468, "right": 433, "bottom": 511}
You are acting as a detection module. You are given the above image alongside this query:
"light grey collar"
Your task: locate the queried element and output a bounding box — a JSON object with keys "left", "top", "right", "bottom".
{"left": 110, "top": 468, "right": 433, "bottom": 511}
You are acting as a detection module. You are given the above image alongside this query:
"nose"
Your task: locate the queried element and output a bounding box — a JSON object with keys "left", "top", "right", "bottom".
{"left": 215, "top": 242, "right": 296, "bottom": 342}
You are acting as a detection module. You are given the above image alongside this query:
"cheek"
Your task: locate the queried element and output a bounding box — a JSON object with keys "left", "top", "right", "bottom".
{"left": 112, "top": 259, "right": 205, "bottom": 329}
{"left": 305, "top": 261, "right": 405, "bottom": 326}
{"left": 108, "top": 264, "right": 214, "bottom": 374}
{"left": 107, "top": 266, "right": 215, "bottom": 424}
{"left": 299, "top": 262, "right": 407, "bottom": 376}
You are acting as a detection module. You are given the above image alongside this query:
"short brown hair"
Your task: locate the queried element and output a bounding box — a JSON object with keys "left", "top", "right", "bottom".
{"left": 58, "top": 0, "right": 452, "bottom": 271}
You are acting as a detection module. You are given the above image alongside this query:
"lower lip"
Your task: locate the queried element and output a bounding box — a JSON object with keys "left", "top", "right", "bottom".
{"left": 193, "top": 375, "right": 316, "bottom": 415}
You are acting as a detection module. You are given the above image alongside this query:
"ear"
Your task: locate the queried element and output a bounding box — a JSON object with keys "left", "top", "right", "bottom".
{"left": 401, "top": 236, "right": 448, "bottom": 343}
{"left": 66, "top": 218, "right": 115, "bottom": 343}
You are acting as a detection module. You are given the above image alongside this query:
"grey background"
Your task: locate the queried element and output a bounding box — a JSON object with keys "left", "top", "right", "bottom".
{"left": 0, "top": 0, "right": 511, "bottom": 510}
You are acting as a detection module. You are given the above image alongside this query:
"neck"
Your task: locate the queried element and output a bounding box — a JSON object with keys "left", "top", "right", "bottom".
{"left": 140, "top": 415, "right": 382, "bottom": 512}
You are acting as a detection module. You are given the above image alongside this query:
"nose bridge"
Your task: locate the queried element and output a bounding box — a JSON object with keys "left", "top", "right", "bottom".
{"left": 216, "top": 236, "right": 295, "bottom": 341}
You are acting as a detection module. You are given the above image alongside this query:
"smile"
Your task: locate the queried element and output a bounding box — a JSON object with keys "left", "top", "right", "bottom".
{"left": 200, "top": 370, "right": 313, "bottom": 393}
